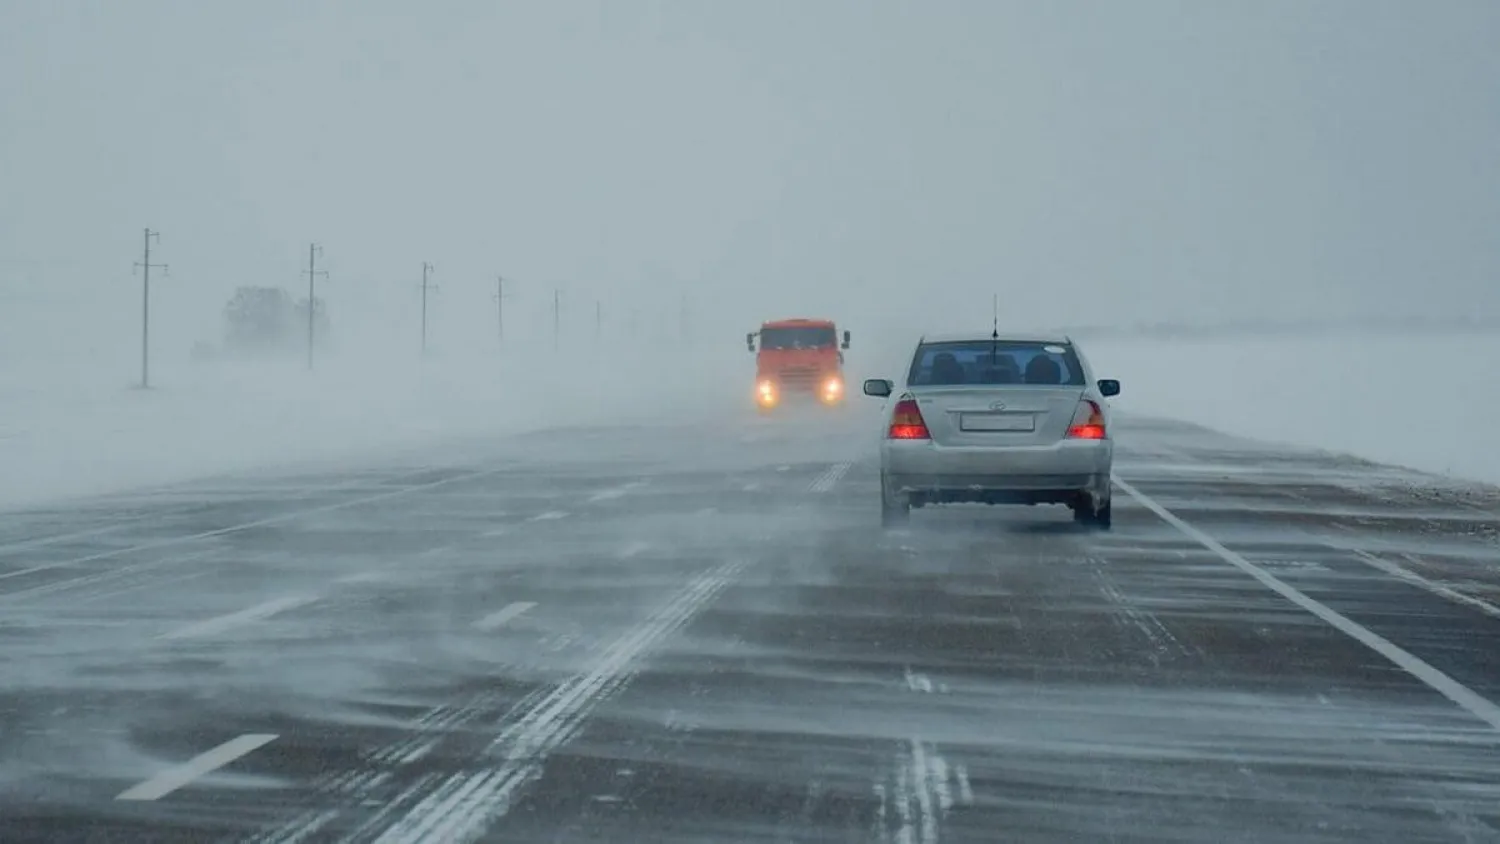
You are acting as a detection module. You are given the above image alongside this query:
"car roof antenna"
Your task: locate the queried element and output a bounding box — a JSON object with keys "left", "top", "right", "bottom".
{"left": 990, "top": 294, "right": 999, "bottom": 361}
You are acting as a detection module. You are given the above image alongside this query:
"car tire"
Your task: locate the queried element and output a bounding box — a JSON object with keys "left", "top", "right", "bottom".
{"left": 881, "top": 498, "right": 909, "bottom": 527}
{"left": 1093, "top": 498, "right": 1112, "bottom": 531}
{"left": 880, "top": 473, "right": 909, "bottom": 528}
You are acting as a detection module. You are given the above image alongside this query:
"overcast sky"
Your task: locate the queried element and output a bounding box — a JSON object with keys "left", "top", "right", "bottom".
{"left": 3, "top": 0, "right": 1497, "bottom": 356}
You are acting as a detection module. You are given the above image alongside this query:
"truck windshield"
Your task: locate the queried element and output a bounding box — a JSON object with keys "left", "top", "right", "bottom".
{"left": 759, "top": 326, "right": 836, "bottom": 350}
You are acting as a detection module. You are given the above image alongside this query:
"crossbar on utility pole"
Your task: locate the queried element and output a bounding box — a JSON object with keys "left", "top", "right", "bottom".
{"left": 304, "top": 243, "right": 329, "bottom": 370}
{"left": 133, "top": 228, "right": 168, "bottom": 389}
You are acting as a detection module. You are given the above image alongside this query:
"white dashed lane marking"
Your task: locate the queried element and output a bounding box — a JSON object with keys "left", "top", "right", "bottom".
{"left": 618, "top": 541, "right": 651, "bottom": 559}
{"left": 116, "top": 734, "right": 278, "bottom": 801}
{"left": 474, "top": 601, "right": 538, "bottom": 632}
{"left": 159, "top": 595, "right": 318, "bottom": 641}
{"left": 587, "top": 481, "right": 646, "bottom": 502}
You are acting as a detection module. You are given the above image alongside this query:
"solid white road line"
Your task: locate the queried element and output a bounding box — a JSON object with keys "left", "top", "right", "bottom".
{"left": 116, "top": 733, "right": 278, "bottom": 800}
{"left": 527, "top": 511, "right": 568, "bottom": 522}
{"left": 474, "top": 601, "right": 537, "bottom": 632}
{"left": 160, "top": 595, "right": 318, "bottom": 641}
{"left": 1344, "top": 548, "right": 1500, "bottom": 620}
{"left": 1114, "top": 475, "right": 1500, "bottom": 733}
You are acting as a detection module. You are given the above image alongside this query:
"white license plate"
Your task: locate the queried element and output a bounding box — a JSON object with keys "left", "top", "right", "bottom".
{"left": 960, "top": 413, "right": 1034, "bottom": 432}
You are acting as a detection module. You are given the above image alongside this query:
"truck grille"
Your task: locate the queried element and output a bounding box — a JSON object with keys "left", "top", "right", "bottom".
{"left": 776, "top": 366, "right": 823, "bottom": 390}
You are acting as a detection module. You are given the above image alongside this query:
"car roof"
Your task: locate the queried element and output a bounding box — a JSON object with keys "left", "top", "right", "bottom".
{"left": 763, "top": 318, "right": 834, "bottom": 327}
{"left": 917, "top": 331, "right": 1074, "bottom": 346}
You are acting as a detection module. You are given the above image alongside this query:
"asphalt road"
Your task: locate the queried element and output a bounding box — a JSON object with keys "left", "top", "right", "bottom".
{"left": 3, "top": 407, "right": 1500, "bottom": 843}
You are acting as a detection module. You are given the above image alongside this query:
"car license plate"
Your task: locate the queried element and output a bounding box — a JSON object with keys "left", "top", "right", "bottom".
{"left": 960, "top": 413, "right": 1034, "bottom": 432}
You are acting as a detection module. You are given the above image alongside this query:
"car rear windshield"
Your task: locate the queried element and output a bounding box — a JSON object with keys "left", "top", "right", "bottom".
{"left": 760, "top": 326, "right": 836, "bottom": 350}
{"left": 907, "top": 340, "right": 1086, "bottom": 386}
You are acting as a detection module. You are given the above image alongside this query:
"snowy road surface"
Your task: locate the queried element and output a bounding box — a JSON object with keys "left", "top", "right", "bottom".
{"left": 4, "top": 411, "right": 1500, "bottom": 842}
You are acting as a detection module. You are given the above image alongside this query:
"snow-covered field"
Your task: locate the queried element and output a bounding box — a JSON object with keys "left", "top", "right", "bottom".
{"left": 1093, "top": 333, "right": 1500, "bottom": 487}
{"left": 2, "top": 331, "right": 1496, "bottom": 510}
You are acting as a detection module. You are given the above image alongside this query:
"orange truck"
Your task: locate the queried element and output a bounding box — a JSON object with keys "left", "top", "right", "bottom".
{"left": 746, "top": 318, "right": 851, "bottom": 410}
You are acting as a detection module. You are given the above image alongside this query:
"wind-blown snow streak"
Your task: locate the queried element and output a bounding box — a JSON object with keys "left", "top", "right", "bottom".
{"left": 361, "top": 559, "right": 745, "bottom": 844}
{"left": 0, "top": 465, "right": 511, "bottom": 590}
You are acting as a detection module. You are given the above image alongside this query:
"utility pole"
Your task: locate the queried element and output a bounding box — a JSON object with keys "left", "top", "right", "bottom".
{"left": 420, "top": 262, "right": 436, "bottom": 355}
{"left": 133, "top": 228, "right": 168, "bottom": 389}
{"left": 595, "top": 299, "right": 602, "bottom": 341}
{"left": 304, "top": 243, "right": 328, "bottom": 370}
{"left": 553, "top": 288, "right": 561, "bottom": 350}
{"left": 493, "top": 275, "right": 506, "bottom": 342}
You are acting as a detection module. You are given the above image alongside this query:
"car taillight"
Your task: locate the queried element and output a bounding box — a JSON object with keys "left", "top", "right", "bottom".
{"left": 1066, "top": 399, "right": 1106, "bottom": 439}
{"left": 888, "top": 397, "right": 930, "bottom": 440}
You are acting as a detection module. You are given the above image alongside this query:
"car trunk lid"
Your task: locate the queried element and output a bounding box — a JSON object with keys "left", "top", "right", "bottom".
{"left": 910, "top": 386, "right": 1085, "bottom": 447}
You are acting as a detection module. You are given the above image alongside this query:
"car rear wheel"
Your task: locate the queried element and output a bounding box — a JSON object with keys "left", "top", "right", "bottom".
{"left": 1093, "top": 498, "right": 1112, "bottom": 531}
{"left": 880, "top": 473, "right": 909, "bottom": 528}
{"left": 881, "top": 499, "right": 908, "bottom": 527}
{"left": 1071, "top": 493, "right": 1111, "bottom": 530}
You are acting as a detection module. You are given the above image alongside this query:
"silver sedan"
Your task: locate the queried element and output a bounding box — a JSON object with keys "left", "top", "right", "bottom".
{"left": 862, "top": 332, "right": 1121, "bottom": 529}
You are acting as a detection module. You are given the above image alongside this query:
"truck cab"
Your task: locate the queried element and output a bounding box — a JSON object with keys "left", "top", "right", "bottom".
{"left": 746, "top": 318, "right": 851, "bottom": 410}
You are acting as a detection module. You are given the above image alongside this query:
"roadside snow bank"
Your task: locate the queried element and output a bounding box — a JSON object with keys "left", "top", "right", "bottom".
{"left": 0, "top": 340, "right": 749, "bottom": 511}
{"left": 1092, "top": 333, "right": 1500, "bottom": 487}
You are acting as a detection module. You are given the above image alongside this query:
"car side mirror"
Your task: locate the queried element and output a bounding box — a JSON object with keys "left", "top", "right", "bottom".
{"left": 841, "top": 330, "right": 851, "bottom": 350}
{"left": 746, "top": 332, "right": 755, "bottom": 352}
{"left": 1098, "top": 379, "right": 1121, "bottom": 397}
{"left": 863, "top": 378, "right": 892, "bottom": 398}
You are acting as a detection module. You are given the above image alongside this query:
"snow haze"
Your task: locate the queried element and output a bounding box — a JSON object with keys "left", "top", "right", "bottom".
{"left": 3, "top": 2, "right": 1499, "bottom": 504}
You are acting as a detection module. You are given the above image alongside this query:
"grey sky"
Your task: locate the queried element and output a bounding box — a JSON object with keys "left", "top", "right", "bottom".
{"left": 3, "top": 0, "right": 1497, "bottom": 353}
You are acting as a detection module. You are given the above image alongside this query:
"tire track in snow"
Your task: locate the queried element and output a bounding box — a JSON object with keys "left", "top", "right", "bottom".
{"left": 1090, "top": 560, "right": 1201, "bottom": 665}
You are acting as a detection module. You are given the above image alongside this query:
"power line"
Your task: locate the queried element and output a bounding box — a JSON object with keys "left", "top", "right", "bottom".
{"left": 132, "top": 228, "right": 168, "bottom": 389}
{"left": 304, "top": 243, "right": 329, "bottom": 371}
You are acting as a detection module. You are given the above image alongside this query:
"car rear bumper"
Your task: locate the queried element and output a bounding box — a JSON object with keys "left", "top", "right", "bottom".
{"left": 881, "top": 438, "right": 1112, "bottom": 504}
